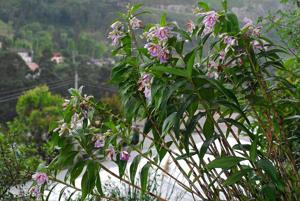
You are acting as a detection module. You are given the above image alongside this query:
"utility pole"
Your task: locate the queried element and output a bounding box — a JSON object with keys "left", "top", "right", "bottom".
{"left": 73, "top": 50, "right": 78, "bottom": 89}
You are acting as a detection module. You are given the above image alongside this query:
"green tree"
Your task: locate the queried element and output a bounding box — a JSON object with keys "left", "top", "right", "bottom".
{"left": 0, "top": 86, "right": 63, "bottom": 200}
{"left": 14, "top": 85, "right": 63, "bottom": 158}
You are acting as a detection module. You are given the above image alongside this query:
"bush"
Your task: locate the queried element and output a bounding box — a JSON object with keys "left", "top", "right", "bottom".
{"left": 0, "top": 86, "right": 63, "bottom": 200}
{"left": 34, "top": 2, "right": 300, "bottom": 201}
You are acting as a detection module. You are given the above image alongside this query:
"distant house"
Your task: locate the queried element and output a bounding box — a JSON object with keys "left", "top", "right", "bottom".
{"left": 17, "top": 50, "right": 39, "bottom": 72}
{"left": 27, "top": 62, "right": 39, "bottom": 72}
{"left": 18, "top": 51, "right": 32, "bottom": 63}
{"left": 51, "top": 52, "right": 64, "bottom": 64}
{"left": 0, "top": 42, "right": 2, "bottom": 49}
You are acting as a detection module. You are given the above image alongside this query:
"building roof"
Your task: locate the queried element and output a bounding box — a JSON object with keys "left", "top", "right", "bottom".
{"left": 26, "top": 62, "right": 39, "bottom": 72}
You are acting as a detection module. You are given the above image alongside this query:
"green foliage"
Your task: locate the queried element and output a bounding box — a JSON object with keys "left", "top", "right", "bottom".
{"left": 34, "top": 2, "right": 300, "bottom": 201}
{"left": 0, "top": 86, "right": 63, "bottom": 199}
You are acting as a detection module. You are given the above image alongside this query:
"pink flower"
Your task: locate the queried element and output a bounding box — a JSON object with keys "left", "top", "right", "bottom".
{"left": 154, "top": 26, "right": 171, "bottom": 41}
{"left": 207, "top": 71, "right": 219, "bottom": 79}
{"left": 108, "top": 30, "right": 123, "bottom": 46}
{"left": 111, "top": 21, "right": 123, "bottom": 30}
{"left": 145, "top": 43, "right": 162, "bottom": 57}
{"left": 243, "top": 17, "right": 253, "bottom": 27}
{"left": 224, "top": 36, "right": 236, "bottom": 47}
{"left": 219, "top": 50, "right": 226, "bottom": 61}
{"left": 120, "top": 150, "right": 130, "bottom": 161}
{"left": 252, "top": 26, "right": 262, "bottom": 37}
{"left": 142, "top": 73, "right": 151, "bottom": 83}
{"left": 106, "top": 146, "right": 115, "bottom": 160}
{"left": 138, "top": 73, "right": 152, "bottom": 100}
{"left": 32, "top": 172, "right": 48, "bottom": 185}
{"left": 252, "top": 40, "right": 262, "bottom": 51}
{"left": 130, "top": 17, "right": 143, "bottom": 29}
{"left": 237, "top": 58, "right": 243, "bottom": 65}
{"left": 144, "top": 87, "right": 152, "bottom": 100}
{"left": 95, "top": 139, "right": 104, "bottom": 148}
{"left": 203, "top": 11, "right": 218, "bottom": 32}
{"left": 208, "top": 61, "right": 218, "bottom": 68}
{"left": 158, "top": 48, "right": 170, "bottom": 64}
{"left": 30, "top": 186, "right": 40, "bottom": 198}
{"left": 186, "top": 20, "right": 195, "bottom": 33}
{"left": 93, "top": 134, "right": 105, "bottom": 148}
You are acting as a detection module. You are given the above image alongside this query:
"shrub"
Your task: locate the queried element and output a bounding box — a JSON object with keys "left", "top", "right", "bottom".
{"left": 35, "top": 2, "right": 300, "bottom": 201}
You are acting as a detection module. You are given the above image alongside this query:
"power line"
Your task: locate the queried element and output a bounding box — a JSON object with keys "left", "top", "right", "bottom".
{"left": 79, "top": 81, "right": 116, "bottom": 93}
{"left": 0, "top": 80, "right": 73, "bottom": 100}
{"left": 0, "top": 81, "right": 74, "bottom": 103}
{"left": 0, "top": 79, "right": 74, "bottom": 96}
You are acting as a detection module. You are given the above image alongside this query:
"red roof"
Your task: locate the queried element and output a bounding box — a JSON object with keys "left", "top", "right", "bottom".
{"left": 52, "top": 52, "right": 62, "bottom": 57}
{"left": 27, "top": 62, "right": 39, "bottom": 71}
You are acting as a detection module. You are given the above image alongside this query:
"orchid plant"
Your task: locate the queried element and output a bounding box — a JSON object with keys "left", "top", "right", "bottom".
{"left": 32, "top": 1, "right": 300, "bottom": 201}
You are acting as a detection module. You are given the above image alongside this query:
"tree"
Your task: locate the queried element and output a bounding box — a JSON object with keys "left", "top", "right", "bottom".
{"left": 0, "top": 86, "right": 63, "bottom": 200}
{"left": 14, "top": 85, "right": 63, "bottom": 158}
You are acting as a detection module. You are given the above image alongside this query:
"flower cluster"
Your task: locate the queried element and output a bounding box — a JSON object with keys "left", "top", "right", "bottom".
{"left": 32, "top": 172, "right": 48, "bottom": 185}
{"left": 202, "top": 11, "right": 218, "bottom": 35}
{"left": 108, "top": 21, "right": 124, "bottom": 46}
{"left": 120, "top": 150, "right": 130, "bottom": 161}
{"left": 186, "top": 20, "right": 196, "bottom": 33}
{"left": 130, "top": 17, "right": 143, "bottom": 29}
{"left": 138, "top": 73, "right": 152, "bottom": 100}
{"left": 207, "top": 61, "right": 219, "bottom": 79}
{"left": 91, "top": 130, "right": 130, "bottom": 162}
{"left": 144, "top": 25, "right": 172, "bottom": 63}
{"left": 31, "top": 172, "right": 48, "bottom": 197}
{"left": 242, "top": 17, "right": 262, "bottom": 37}
{"left": 93, "top": 134, "right": 105, "bottom": 148}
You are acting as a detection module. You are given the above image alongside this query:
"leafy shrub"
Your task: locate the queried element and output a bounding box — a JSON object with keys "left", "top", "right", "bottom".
{"left": 34, "top": 2, "right": 300, "bottom": 201}
{"left": 0, "top": 86, "right": 63, "bottom": 200}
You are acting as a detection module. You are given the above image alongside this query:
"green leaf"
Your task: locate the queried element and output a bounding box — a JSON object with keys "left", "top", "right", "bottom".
{"left": 96, "top": 169, "right": 104, "bottom": 196}
{"left": 225, "top": 13, "right": 240, "bottom": 34}
{"left": 198, "top": 2, "right": 210, "bottom": 11}
{"left": 66, "top": 190, "right": 77, "bottom": 201}
{"left": 151, "top": 65, "right": 189, "bottom": 78}
{"left": 257, "top": 159, "right": 283, "bottom": 190}
{"left": 198, "top": 75, "right": 239, "bottom": 104}
{"left": 219, "top": 118, "right": 255, "bottom": 140}
{"left": 130, "top": 155, "right": 141, "bottom": 184}
{"left": 216, "top": 100, "right": 250, "bottom": 125}
{"left": 184, "top": 112, "right": 204, "bottom": 153}
{"left": 261, "top": 184, "right": 276, "bottom": 201}
{"left": 140, "top": 162, "right": 151, "bottom": 198}
{"left": 223, "top": 169, "right": 251, "bottom": 186}
{"left": 250, "top": 136, "right": 258, "bottom": 162}
{"left": 222, "top": 0, "right": 228, "bottom": 12}
{"left": 131, "top": 3, "right": 143, "bottom": 13}
{"left": 45, "top": 184, "right": 58, "bottom": 201}
{"left": 203, "top": 115, "right": 214, "bottom": 139}
{"left": 185, "top": 50, "right": 196, "bottom": 78}
{"left": 157, "top": 141, "right": 173, "bottom": 161}
{"left": 176, "top": 151, "right": 197, "bottom": 160}
{"left": 143, "top": 118, "right": 152, "bottom": 135}
{"left": 199, "top": 136, "right": 218, "bottom": 161}
{"left": 160, "top": 13, "right": 167, "bottom": 26}
{"left": 162, "top": 112, "right": 177, "bottom": 134}
{"left": 70, "top": 160, "right": 85, "bottom": 186}
{"left": 117, "top": 155, "right": 128, "bottom": 178}
{"left": 207, "top": 156, "right": 245, "bottom": 170}
{"left": 58, "top": 186, "right": 68, "bottom": 201}
{"left": 81, "top": 161, "right": 96, "bottom": 200}
{"left": 174, "top": 95, "right": 198, "bottom": 139}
